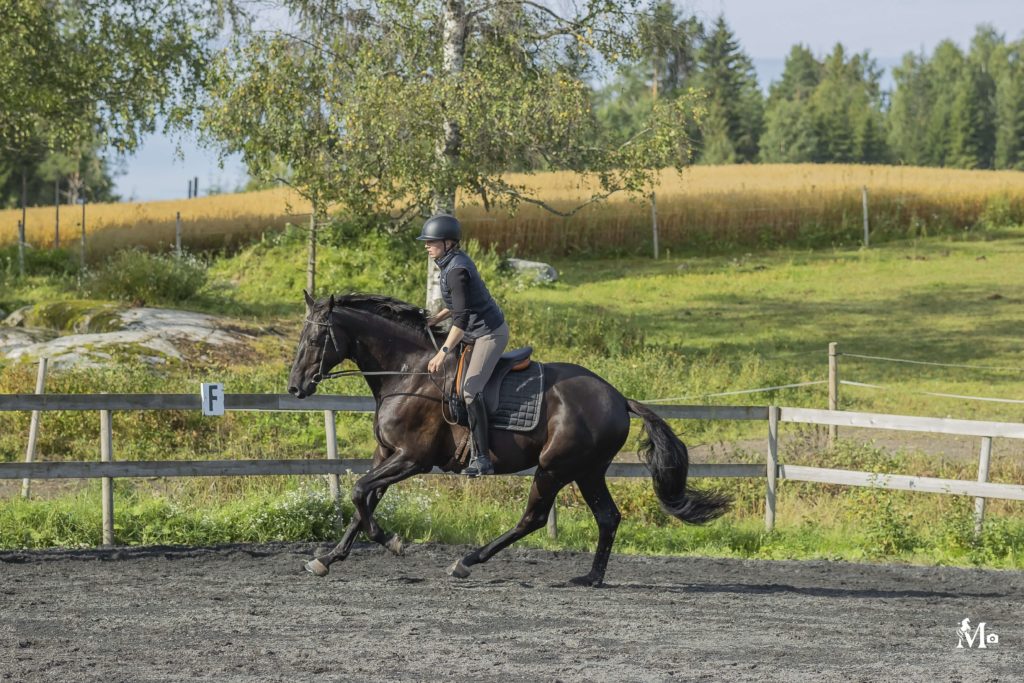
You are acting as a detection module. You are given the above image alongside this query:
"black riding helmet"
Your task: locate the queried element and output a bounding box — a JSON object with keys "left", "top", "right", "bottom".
{"left": 416, "top": 214, "right": 462, "bottom": 241}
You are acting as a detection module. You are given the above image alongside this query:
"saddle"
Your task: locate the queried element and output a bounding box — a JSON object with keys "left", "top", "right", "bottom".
{"left": 447, "top": 345, "right": 543, "bottom": 431}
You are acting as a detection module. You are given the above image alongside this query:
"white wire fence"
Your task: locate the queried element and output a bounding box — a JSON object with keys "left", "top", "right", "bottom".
{"left": 640, "top": 343, "right": 1023, "bottom": 408}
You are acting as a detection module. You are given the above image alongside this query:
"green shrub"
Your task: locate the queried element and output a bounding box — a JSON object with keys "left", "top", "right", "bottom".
{"left": 0, "top": 244, "right": 81, "bottom": 278}
{"left": 84, "top": 249, "right": 207, "bottom": 305}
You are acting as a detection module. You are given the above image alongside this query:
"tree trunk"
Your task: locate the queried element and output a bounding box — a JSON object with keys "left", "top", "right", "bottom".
{"left": 425, "top": 0, "right": 467, "bottom": 312}
{"left": 307, "top": 202, "right": 318, "bottom": 296}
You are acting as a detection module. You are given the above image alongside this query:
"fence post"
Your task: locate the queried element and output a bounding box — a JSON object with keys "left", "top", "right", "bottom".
{"left": 862, "top": 186, "right": 869, "bottom": 247}
{"left": 21, "top": 358, "right": 49, "bottom": 499}
{"left": 17, "top": 219, "right": 25, "bottom": 277}
{"left": 100, "top": 409, "right": 114, "bottom": 546}
{"left": 324, "top": 410, "right": 340, "bottom": 504}
{"left": 80, "top": 196, "right": 87, "bottom": 270}
{"left": 828, "top": 342, "right": 839, "bottom": 448}
{"left": 21, "top": 168, "right": 27, "bottom": 252}
{"left": 54, "top": 178, "right": 60, "bottom": 248}
{"left": 650, "top": 192, "right": 659, "bottom": 260}
{"left": 547, "top": 498, "right": 558, "bottom": 539}
{"left": 175, "top": 212, "right": 182, "bottom": 258}
{"left": 974, "top": 436, "right": 993, "bottom": 539}
{"left": 765, "top": 405, "right": 779, "bottom": 531}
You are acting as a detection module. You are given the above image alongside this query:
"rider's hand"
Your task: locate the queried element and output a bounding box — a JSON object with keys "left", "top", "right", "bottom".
{"left": 427, "top": 350, "right": 446, "bottom": 374}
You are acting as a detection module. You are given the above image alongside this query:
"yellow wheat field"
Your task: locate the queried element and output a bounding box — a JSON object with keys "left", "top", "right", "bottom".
{"left": 0, "top": 187, "right": 313, "bottom": 257}
{"left": 458, "top": 164, "right": 1024, "bottom": 253}
{"left": 3, "top": 164, "right": 1023, "bottom": 257}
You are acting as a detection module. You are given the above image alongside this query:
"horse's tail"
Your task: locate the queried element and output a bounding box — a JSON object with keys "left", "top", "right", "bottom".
{"left": 626, "top": 399, "right": 731, "bottom": 525}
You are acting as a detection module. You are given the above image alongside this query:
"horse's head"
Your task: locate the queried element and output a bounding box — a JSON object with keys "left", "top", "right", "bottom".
{"left": 288, "top": 291, "right": 348, "bottom": 398}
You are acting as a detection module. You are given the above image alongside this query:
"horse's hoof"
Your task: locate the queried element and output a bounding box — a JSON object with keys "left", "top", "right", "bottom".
{"left": 569, "top": 574, "right": 603, "bottom": 587}
{"left": 305, "top": 558, "right": 330, "bottom": 577}
{"left": 385, "top": 534, "right": 404, "bottom": 556}
{"left": 447, "top": 559, "right": 472, "bottom": 579}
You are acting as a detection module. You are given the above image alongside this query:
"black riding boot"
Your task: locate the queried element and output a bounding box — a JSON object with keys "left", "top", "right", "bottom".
{"left": 464, "top": 396, "right": 494, "bottom": 477}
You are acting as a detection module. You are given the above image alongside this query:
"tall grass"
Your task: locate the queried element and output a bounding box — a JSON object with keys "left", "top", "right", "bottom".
{"left": 3, "top": 442, "right": 1022, "bottom": 568}
{"left": 0, "top": 187, "right": 313, "bottom": 259}
{"left": 3, "top": 165, "right": 1023, "bottom": 258}
{"left": 459, "top": 165, "right": 1024, "bottom": 255}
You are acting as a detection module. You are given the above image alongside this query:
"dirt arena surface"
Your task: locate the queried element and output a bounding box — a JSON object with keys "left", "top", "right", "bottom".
{"left": 1, "top": 542, "right": 1021, "bottom": 682}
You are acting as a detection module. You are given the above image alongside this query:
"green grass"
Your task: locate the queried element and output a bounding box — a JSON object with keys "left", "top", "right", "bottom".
{"left": 3, "top": 446, "right": 1022, "bottom": 568}
{"left": 1, "top": 225, "right": 1023, "bottom": 564}
{"left": 518, "top": 229, "right": 1024, "bottom": 422}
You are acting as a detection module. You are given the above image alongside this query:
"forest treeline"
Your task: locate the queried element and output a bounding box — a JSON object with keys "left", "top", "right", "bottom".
{"left": 601, "top": 5, "right": 1024, "bottom": 171}
{"left": 3, "top": 2, "right": 1022, "bottom": 211}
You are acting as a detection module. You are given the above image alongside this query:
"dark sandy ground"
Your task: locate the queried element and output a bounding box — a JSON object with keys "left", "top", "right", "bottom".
{"left": 1, "top": 542, "right": 1021, "bottom": 682}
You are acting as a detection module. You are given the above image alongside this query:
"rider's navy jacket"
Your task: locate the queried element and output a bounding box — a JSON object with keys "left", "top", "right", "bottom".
{"left": 436, "top": 249, "right": 505, "bottom": 341}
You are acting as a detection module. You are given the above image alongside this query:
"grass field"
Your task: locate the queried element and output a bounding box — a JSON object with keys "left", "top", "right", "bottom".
{"left": 1, "top": 189, "right": 1022, "bottom": 566}
{"left": 3, "top": 164, "right": 1024, "bottom": 258}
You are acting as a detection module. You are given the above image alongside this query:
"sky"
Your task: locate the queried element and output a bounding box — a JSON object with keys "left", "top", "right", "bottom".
{"left": 113, "top": 0, "right": 1024, "bottom": 202}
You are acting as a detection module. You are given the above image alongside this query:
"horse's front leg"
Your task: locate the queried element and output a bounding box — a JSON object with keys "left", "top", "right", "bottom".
{"left": 306, "top": 486, "right": 388, "bottom": 574}
{"left": 305, "top": 453, "right": 424, "bottom": 577}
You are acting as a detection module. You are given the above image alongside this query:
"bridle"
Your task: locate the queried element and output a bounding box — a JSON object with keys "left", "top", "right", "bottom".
{"left": 304, "top": 309, "right": 437, "bottom": 385}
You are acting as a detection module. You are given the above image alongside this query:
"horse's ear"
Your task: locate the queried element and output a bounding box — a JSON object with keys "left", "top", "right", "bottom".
{"left": 303, "top": 289, "right": 314, "bottom": 310}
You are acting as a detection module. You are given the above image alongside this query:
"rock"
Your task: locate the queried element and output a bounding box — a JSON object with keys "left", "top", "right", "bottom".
{"left": 2, "top": 305, "right": 34, "bottom": 328}
{"left": 1, "top": 303, "right": 255, "bottom": 369}
{"left": 0, "top": 327, "right": 58, "bottom": 354}
{"left": 503, "top": 258, "right": 558, "bottom": 283}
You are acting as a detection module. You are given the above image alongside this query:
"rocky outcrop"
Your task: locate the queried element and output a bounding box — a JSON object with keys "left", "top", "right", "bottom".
{"left": 503, "top": 258, "right": 558, "bottom": 283}
{"left": 1, "top": 303, "right": 255, "bottom": 369}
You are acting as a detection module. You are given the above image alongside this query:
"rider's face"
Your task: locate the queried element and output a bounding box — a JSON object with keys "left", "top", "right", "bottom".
{"left": 424, "top": 239, "right": 448, "bottom": 259}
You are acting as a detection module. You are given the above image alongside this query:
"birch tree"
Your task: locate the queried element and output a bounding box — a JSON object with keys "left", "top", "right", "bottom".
{"left": 197, "top": 0, "right": 700, "bottom": 307}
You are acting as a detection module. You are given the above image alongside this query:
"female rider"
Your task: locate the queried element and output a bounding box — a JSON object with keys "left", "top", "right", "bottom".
{"left": 419, "top": 214, "right": 508, "bottom": 477}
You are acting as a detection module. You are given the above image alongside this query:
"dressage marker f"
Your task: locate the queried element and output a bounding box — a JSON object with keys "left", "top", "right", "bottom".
{"left": 201, "top": 383, "right": 225, "bottom": 417}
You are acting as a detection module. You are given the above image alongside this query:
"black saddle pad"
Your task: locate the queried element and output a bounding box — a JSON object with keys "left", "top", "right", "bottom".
{"left": 490, "top": 362, "right": 544, "bottom": 432}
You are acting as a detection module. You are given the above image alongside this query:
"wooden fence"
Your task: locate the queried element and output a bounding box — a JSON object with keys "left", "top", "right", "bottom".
{"left": 1, "top": 394, "right": 1022, "bottom": 547}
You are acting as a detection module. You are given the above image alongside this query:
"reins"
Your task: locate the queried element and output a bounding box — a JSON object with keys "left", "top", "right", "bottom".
{"left": 304, "top": 312, "right": 438, "bottom": 384}
{"left": 304, "top": 306, "right": 467, "bottom": 424}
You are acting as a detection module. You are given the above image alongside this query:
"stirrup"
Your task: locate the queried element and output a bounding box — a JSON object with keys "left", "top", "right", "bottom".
{"left": 464, "top": 453, "right": 494, "bottom": 477}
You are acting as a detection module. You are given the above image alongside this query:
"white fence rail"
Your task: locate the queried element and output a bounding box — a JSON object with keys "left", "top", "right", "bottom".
{"left": 1, "top": 394, "right": 1022, "bottom": 546}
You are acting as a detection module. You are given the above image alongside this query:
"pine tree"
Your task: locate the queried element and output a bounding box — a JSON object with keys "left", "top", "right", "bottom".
{"left": 950, "top": 62, "right": 997, "bottom": 168}
{"left": 640, "top": 0, "right": 704, "bottom": 99}
{"left": 695, "top": 15, "right": 763, "bottom": 162}
{"left": 994, "top": 41, "right": 1024, "bottom": 169}
{"left": 922, "top": 41, "right": 965, "bottom": 166}
{"left": 759, "top": 45, "right": 820, "bottom": 163}
{"left": 759, "top": 98, "right": 818, "bottom": 163}
{"left": 699, "top": 101, "right": 737, "bottom": 164}
{"left": 888, "top": 52, "right": 935, "bottom": 166}
{"left": 806, "top": 44, "right": 886, "bottom": 163}
{"left": 768, "top": 44, "right": 822, "bottom": 102}
{"left": 949, "top": 27, "right": 1000, "bottom": 168}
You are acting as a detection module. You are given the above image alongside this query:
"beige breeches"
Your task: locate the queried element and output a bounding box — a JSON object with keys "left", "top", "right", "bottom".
{"left": 461, "top": 323, "right": 510, "bottom": 403}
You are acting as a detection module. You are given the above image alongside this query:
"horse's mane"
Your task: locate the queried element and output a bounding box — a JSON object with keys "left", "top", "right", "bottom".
{"left": 320, "top": 293, "right": 442, "bottom": 345}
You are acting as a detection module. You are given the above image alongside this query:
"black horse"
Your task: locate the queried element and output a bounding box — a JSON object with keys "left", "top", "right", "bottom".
{"left": 288, "top": 292, "right": 730, "bottom": 586}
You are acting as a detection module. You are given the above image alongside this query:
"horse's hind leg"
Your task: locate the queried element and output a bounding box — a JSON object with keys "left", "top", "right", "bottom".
{"left": 569, "top": 473, "right": 621, "bottom": 587}
{"left": 448, "top": 469, "right": 562, "bottom": 579}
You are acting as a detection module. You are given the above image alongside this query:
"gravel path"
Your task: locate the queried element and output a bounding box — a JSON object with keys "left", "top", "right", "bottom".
{"left": 1, "top": 542, "right": 1021, "bottom": 682}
